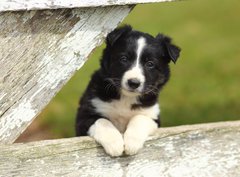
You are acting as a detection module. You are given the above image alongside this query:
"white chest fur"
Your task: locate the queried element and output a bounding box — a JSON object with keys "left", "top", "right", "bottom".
{"left": 91, "top": 96, "right": 160, "bottom": 133}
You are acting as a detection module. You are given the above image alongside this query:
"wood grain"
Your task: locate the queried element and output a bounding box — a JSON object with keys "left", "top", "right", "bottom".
{"left": 0, "top": 0, "right": 176, "bottom": 12}
{"left": 0, "top": 6, "right": 134, "bottom": 143}
{"left": 0, "top": 121, "right": 240, "bottom": 177}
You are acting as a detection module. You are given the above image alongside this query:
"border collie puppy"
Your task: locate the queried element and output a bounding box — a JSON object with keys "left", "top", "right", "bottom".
{"left": 76, "top": 25, "right": 180, "bottom": 157}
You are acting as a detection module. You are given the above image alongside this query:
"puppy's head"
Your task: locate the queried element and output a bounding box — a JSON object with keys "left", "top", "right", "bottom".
{"left": 101, "top": 25, "right": 181, "bottom": 97}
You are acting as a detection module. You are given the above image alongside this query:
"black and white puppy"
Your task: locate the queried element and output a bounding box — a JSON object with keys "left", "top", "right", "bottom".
{"left": 76, "top": 25, "right": 180, "bottom": 157}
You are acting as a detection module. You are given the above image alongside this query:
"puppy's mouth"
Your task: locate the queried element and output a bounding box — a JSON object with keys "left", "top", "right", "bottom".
{"left": 121, "top": 88, "right": 142, "bottom": 97}
{"left": 121, "top": 84, "right": 143, "bottom": 96}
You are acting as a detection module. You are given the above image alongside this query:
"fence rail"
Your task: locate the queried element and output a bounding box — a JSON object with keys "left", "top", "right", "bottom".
{"left": 0, "top": 0, "right": 173, "bottom": 12}
{"left": 0, "top": 121, "right": 240, "bottom": 176}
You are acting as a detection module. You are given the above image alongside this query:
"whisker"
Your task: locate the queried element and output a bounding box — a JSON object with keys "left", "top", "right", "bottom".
{"left": 103, "top": 77, "right": 122, "bottom": 94}
{"left": 144, "top": 85, "right": 159, "bottom": 96}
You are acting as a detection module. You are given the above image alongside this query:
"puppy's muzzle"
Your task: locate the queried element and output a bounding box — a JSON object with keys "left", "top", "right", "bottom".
{"left": 127, "top": 78, "right": 141, "bottom": 90}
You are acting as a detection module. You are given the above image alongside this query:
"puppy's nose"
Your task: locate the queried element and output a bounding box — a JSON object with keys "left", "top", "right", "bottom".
{"left": 127, "top": 78, "right": 141, "bottom": 89}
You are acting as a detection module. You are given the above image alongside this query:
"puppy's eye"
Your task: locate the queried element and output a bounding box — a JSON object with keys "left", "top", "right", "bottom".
{"left": 145, "top": 61, "right": 155, "bottom": 68}
{"left": 119, "top": 56, "right": 128, "bottom": 63}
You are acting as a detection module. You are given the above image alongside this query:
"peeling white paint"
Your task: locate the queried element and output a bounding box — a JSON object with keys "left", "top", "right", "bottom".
{"left": 0, "top": 93, "right": 7, "bottom": 115}
{"left": 72, "top": 153, "right": 80, "bottom": 159}
{"left": 0, "top": 99, "right": 36, "bottom": 141}
{"left": 1, "top": 122, "right": 240, "bottom": 176}
{"left": 0, "top": 93, "right": 7, "bottom": 101}
{"left": 40, "top": 160, "right": 45, "bottom": 164}
{"left": 79, "top": 161, "right": 123, "bottom": 177}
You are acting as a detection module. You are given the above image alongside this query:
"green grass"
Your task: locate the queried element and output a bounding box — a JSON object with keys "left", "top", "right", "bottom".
{"left": 38, "top": 0, "right": 240, "bottom": 138}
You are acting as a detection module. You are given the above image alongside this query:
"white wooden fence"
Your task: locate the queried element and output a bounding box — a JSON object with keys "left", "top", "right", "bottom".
{"left": 0, "top": 0, "right": 240, "bottom": 176}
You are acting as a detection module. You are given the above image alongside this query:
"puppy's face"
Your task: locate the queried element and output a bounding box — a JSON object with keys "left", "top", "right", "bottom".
{"left": 101, "top": 26, "right": 180, "bottom": 96}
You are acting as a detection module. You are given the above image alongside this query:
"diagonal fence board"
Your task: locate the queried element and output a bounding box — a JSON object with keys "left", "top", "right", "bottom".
{"left": 0, "top": 0, "right": 176, "bottom": 12}
{"left": 0, "top": 121, "right": 240, "bottom": 176}
{"left": 0, "top": 5, "right": 134, "bottom": 143}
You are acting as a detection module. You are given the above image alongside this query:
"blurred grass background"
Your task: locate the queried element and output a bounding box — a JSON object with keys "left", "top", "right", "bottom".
{"left": 21, "top": 0, "right": 240, "bottom": 140}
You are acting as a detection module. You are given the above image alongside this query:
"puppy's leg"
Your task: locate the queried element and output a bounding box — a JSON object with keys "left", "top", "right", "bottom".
{"left": 88, "top": 118, "right": 124, "bottom": 157}
{"left": 124, "top": 115, "right": 158, "bottom": 155}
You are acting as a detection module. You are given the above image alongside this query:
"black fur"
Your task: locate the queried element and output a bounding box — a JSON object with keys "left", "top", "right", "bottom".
{"left": 76, "top": 25, "right": 180, "bottom": 136}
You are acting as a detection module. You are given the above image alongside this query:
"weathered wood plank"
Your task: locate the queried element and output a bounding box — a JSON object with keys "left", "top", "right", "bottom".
{"left": 0, "top": 121, "right": 240, "bottom": 177}
{"left": 0, "top": 0, "right": 176, "bottom": 12}
{"left": 0, "top": 6, "right": 134, "bottom": 144}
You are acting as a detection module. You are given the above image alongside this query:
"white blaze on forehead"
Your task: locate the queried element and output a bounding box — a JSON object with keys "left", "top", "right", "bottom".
{"left": 135, "top": 37, "right": 146, "bottom": 66}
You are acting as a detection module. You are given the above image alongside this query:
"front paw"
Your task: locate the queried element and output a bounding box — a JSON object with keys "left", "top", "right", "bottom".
{"left": 124, "top": 134, "right": 145, "bottom": 155}
{"left": 102, "top": 138, "right": 124, "bottom": 157}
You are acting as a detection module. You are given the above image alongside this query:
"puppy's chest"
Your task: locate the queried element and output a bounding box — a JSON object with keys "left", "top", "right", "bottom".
{"left": 91, "top": 97, "right": 159, "bottom": 133}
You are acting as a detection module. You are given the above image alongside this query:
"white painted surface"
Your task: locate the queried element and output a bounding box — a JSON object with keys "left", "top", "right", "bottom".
{"left": 0, "top": 99, "right": 36, "bottom": 141}
{"left": 0, "top": 0, "right": 176, "bottom": 12}
{"left": 0, "top": 6, "right": 133, "bottom": 143}
{"left": 0, "top": 121, "right": 240, "bottom": 176}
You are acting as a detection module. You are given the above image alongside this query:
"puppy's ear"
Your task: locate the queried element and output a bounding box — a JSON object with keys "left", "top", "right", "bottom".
{"left": 107, "top": 25, "right": 132, "bottom": 46}
{"left": 156, "top": 34, "right": 181, "bottom": 63}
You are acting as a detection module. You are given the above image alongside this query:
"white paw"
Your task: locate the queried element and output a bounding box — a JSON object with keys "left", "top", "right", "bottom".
{"left": 124, "top": 134, "right": 145, "bottom": 155}
{"left": 88, "top": 119, "right": 124, "bottom": 157}
{"left": 102, "top": 138, "right": 124, "bottom": 157}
